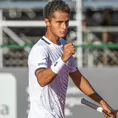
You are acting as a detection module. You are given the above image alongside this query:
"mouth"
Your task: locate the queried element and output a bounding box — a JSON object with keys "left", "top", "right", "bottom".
{"left": 61, "top": 31, "right": 67, "bottom": 35}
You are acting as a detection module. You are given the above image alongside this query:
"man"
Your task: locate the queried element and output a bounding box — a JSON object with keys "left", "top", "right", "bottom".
{"left": 28, "top": 0, "right": 116, "bottom": 118}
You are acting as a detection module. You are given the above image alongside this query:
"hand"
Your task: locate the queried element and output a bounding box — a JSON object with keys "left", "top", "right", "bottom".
{"left": 104, "top": 110, "right": 117, "bottom": 118}
{"left": 100, "top": 100, "right": 117, "bottom": 118}
{"left": 61, "top": 43, "right": 76, "bottom": 62}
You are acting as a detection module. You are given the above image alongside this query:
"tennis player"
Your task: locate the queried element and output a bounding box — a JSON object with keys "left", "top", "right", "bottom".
{"left": 28, "top": 0, "right": 116, "bottom": 118}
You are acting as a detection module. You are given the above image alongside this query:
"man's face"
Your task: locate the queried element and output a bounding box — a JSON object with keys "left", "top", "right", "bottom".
{"left": 47, "top": 10, "right": 70, "bottom": 38}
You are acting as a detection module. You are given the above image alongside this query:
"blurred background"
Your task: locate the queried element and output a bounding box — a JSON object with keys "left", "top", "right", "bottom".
{"left": 0, "top": 0, "right": 118, "bottom": 118}
{"left": 0, "top": 0, "right": 118, "bottom": 68}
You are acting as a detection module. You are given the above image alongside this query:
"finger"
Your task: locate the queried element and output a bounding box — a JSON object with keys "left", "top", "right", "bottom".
{"left": 70, "top": 46, "right": 76, "bottom": 51}
{"left": 110, "top": 113, "right": 117, "bottom": 118}
{"left": 69, "top": 47, "right": 76, "bottom": 53}
{"left": 72, "top": 43, "right": 76, "bottom": 47}
{"left": 64, "top": 44, "right": 73, "bottom": 49}
{"left": 67, "top": 43, "right": 73, "bottom": 46}
{"left": 72, "top": 43, "right": 75, "bottom": 46}
{"left": 66, "top": 43, "right": 76, "bottom": 49}
{"left": 110, "top": 110, "right": 117, "bottom": 118}
{"left": 67, "top": 44, "right": 75, "bottom": 50}
{"left": 104, "top": 114, "right": 109, "bottom": 118}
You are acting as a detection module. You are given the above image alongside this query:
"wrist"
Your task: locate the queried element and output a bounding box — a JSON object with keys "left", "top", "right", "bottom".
{"left": 51, "top": 57, "right": 65, "bottom": 74}
{"left": 99, "top": 99, "right": 110, "bottom": 107}
{"left": 61, "top": 55, "right": 68, "bottom": 62}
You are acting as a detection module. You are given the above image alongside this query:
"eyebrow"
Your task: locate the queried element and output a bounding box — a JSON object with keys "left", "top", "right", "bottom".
{"left": 56, "top": 20, "right": 69, "bottom": 22}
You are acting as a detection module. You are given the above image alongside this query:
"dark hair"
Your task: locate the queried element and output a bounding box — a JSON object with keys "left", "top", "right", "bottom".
{"left": 43, "top": 0, "right": 70, "bottom": 19}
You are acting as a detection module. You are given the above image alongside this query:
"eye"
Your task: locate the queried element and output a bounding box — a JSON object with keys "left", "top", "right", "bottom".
{"left": 57, "top": 21, "right": 62, "bottom": 24}
{"left": 65, "top": 20, "right": 69, "bottom": 24}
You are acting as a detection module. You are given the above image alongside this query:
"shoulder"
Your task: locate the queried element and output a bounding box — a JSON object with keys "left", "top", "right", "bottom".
{"left": 28, "top": 40, "right": 48, "bottom": 60}
{"left": 31, "top": 37, "right": 49, "bottom": 52}
{"left": 30, "top": 45, "right": 48, "bottom": 56}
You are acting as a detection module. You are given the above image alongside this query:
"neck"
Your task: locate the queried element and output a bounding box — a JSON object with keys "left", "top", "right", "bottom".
{"left": 45, "top": 31, "right": 60, "bottom": 45}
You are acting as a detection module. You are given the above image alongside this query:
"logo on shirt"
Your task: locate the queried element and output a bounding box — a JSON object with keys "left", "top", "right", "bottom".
{"left": 54, "top": 62, "right": 58, "bottom": 66}
{"left": 38, "top": 63, "right": 46, "bottom": 66}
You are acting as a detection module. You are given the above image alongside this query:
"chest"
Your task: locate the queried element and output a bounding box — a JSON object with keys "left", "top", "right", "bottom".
{"left": 48, "top": 45, "right": 63, "bottom": 60}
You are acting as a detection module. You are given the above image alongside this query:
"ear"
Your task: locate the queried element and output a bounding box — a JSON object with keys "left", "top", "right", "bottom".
{"left": 44, "top": 18, "right": 50, "bottom": 27}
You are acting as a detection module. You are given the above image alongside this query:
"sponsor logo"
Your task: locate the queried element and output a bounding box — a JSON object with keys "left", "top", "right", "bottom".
{"left": 38, "top": 63, "right": 46, "bottom": 66}
{"left": 54, "top": 62, "right": 58, "bottom": 66}
{"left": 0, "top": 104, "right": 9, "bottom": 115}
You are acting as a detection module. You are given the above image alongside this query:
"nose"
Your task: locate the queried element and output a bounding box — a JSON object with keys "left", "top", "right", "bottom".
{"left": 62, "top": 22, "right": 67, "bottom": 30}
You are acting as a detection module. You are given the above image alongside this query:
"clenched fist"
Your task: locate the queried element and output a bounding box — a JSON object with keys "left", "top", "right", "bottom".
{"left": 61, "top": 43, "right": 76, "bottom": 62}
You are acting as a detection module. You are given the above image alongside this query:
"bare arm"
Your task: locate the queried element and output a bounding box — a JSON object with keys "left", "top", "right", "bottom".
{"left": 69, "top": 70, "right": 103, "bottom": 104}
{"left": 69, "top": 70, "right": 117, "bottom": 117}
{"left": 36, "top": 68, "right": 57, "bottom": 87}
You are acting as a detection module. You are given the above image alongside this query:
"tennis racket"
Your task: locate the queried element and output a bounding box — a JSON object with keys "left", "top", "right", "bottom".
{"left": 81, "top": 98, "right": 111, "bottom": 117}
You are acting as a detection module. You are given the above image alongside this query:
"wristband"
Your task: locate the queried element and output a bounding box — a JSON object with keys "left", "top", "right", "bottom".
{"left": 51, "top": 57, "right": 65, "bottom": 74}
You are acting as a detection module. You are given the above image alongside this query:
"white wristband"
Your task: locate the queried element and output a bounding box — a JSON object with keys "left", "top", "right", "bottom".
{"left": 51, "top": 57, "right": 65, "bottom": 74}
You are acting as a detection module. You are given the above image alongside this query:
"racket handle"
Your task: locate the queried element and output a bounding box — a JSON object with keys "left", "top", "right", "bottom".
{"left": 81, "top": 98, "right": 111, "bottom": 117}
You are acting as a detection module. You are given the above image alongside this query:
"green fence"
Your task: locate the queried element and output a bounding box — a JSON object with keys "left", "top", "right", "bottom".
{"left": 0, "top": 44, "right": 118, "bottom": 49}
{"left": 0, "top": 43, "right": 118, "bottom": 67}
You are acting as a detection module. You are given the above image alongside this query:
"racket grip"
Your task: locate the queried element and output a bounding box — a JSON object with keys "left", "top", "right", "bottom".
{"left": 81, "top": 98, "right": 111, "bottom": 117}
{"left": 81, "top": 98, "right": 99, "bottom": 110}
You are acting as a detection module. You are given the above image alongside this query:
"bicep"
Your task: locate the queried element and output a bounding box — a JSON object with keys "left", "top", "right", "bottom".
{"left": 35, "top": 68, "right": 45, "bottom": 78}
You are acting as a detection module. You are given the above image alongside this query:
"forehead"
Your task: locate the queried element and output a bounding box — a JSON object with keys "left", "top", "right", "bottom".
{"left": 51, "top": 10, "right": 70, "bottom": 20}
